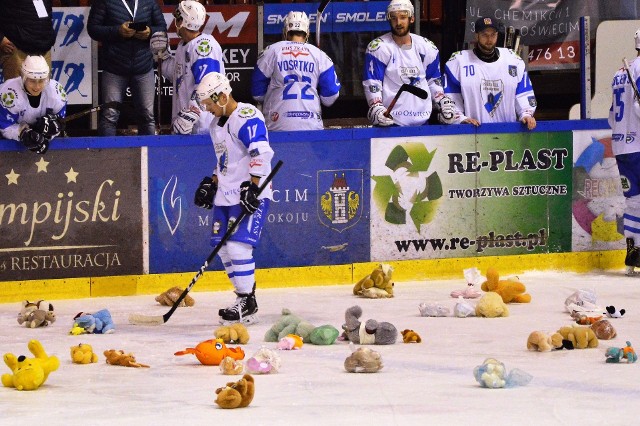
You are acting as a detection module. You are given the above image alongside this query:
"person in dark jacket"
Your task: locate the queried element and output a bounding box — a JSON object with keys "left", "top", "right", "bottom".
{"left": 0, "top": 0, "right": 56, "bottom": 81}
{"left": 88, "top": 0, "right": 166, "bottom": 136}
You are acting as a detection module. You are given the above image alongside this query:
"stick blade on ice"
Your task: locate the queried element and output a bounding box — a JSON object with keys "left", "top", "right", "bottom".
{"left": 128, "top": 313, "right": 165, "bottom": 326}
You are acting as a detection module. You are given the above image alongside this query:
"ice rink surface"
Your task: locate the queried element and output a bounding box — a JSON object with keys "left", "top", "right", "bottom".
{"left": 2, "top": 269, "right": 640, "bottom": 425}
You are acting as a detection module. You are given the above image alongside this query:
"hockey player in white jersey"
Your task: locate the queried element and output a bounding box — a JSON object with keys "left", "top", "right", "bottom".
{"left": 194, "top": 72, "right": 274, "bottom": 324}
{"left": 443, "top": 17, "right": 537, "bottom": 130}
{"left": 362, "top": 0, "right": 456, "bottom": 127}
{"left": 609, "top": 30, "right": 640, "bottom": 274}
{"left": 149, "top": 1, "right": 224, "bottom": 135}
{"left": 251, "top": 11, "right": 341, "bottom": 131}
{"left": 0, "top": 55, "right": 66, "bottom": 154}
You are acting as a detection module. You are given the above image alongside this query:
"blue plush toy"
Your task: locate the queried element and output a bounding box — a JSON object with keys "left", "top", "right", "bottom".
{"left": 73, "top": 309, "right": 115, "bottom": 334}
{"left": 605, "top": 341, "right": 637, "bottom": 363}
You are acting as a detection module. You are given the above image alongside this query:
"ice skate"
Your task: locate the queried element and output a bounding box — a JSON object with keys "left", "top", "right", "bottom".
{"left": 625, "top": 238, "right": 640, "bottom": 276}
{"left": 218, "top": 291, "right": 259, "bottom": 325}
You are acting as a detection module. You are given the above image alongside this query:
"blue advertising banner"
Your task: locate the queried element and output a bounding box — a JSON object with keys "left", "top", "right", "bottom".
{"left": 147, "top": 136, "right": 370, "bottom": 273}
{"left": 264, "top": 2, "right": 389, "bottom": 35}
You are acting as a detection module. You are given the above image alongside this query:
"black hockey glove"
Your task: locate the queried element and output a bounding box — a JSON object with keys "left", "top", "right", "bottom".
{"left": 239, "top": 180, "right": 260, "bottom": 214}
{"left": 194, "top": 176, "right": 216, "bottom": 209}
{"left": 33, "top": 113, "right": 65, "bottom": 139}
{"left": 19, "top": 127, "right": 49, "bottom": 154}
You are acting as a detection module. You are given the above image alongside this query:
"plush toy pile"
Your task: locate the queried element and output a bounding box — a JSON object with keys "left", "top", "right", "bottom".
{"left": 214, "top": 374, "right": 255, "bottom": 409}
{"left": 353, "top": 263, "right": 394, "bottom": 298}
{"left": 2, "top": 340, "right": 60, "bottom": 391}
{"left": 17, "top": 300, "right": 56, "bottom": 328}
{"left": 104, "top": 349, "right": 149, "bottom": 368}
{"left": 175, "top": 339, "right": 245, "bottom": 366}
{"left": 342, "top": 305, "right": 397, "bottom": 345}
{"left": 155, "top": 286, "right": 195, "bottom": 307}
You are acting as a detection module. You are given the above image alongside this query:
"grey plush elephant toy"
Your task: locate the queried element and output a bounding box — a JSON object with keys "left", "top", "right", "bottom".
{"left": 342, "top": 305, "right": 398, "bottom": 345}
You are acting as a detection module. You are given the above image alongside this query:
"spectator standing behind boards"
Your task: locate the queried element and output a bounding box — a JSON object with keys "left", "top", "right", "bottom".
{"left": 251, "top": 11, "right": 341, "bottom": 131}
{"left": 87, "top": 0, "right": 166, "bottom": 136}
{"left": 194, "top": 72, "right": 274, "bottom": 325}
{"left": 0, "top": 55, "right": 66, "bottom": 154}
{"left": 609, "top": 29, "right": 640, "bottom": 275}
{"left": 362, "top": 0, "right": 456, "bottom": 127}
{"left": 443, "top": 17, "right": 537, "bottom": 130}
{"left": 0, "top": 0, "right": 56, "bottom": 81}
{"left": 150, "top": 1, "right": 224, "bottom": 135}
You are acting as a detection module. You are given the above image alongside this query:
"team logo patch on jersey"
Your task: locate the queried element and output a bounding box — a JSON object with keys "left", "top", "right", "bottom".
{"left": 56, "top": 83, "right": 68, "bottom": 101}
{"left": 1, "top": 89, "right": 17, "bottom": 108}
{"left": 239, "top": 106, "right": 256, "bottom": 117}
{"left": 369, "top": 86, "right": 381, "bottom": 93}
{"left": 318, "top": 169, "right": 364, "bottom": 233}
{"left": 481, "top": 79, "right": 504, "bottom": 117}
{"left": 368, "top": 38, "right": 382, "bottom": 51}
{"left": 620, "top": 174, "right": 631, "bottom": 192}
{"left": 528, "top": 96, "right": 537, "bottom": 107}
{"left": 196, "top": 40, "right": 212, "bottom": 57}
{"left": 249, "top": 148, "right": 260, "bottom": 157}
{"left": 508, "top": 65, "right": 517, "bottom": 77}
{"left": 400, "top": 66, "right": 420, "bottom": 81}
{"left": 271, "top": 112, "right": 279, "bottom": 122}
{"left": 287, "top": 111, "right": 316, "bottom": 119}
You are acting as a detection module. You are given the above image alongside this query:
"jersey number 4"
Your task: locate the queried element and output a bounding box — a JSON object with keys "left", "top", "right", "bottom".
{"left": 283, "top": 75, "right": 314, "bottom": 100}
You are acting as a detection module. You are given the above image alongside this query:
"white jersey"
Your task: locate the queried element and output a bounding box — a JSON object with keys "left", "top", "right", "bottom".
{"left": 209, "top": 102, "right": 274, "bottom": 205}
{"left": 362, "top": 33, "right": 444, "bottom": 126}
{"left": 161, "top": 34, "right": 224, "bottom": 134}
{"left": 609, "top": 57, "right": 640, "bottom": 156}
{"left": 444, "top": 48, "right": 536, "bottom": 123}
{"left": 0, "top": 77, "right": 67, "bottom": 141}
{"left": 251, "top": 40, "right": 341, "bottom": 131}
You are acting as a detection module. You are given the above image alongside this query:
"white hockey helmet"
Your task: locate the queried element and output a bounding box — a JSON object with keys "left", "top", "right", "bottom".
{"left": 196, "top": 72, "right": 232, "bottom": 104}
{"left": 21, "top": 55, "right": 50, "bottom": 84}
{"left": 386, "top": 0, "right": 414, "bottom": 19}
{"left": 283, "top": 11, "right": 310, "bottom": 41}
{"left": 174, "top": 0, "right": 206, "bottom": 32}
{"left": 635, "top": 28, "right": 640, "bottom": 50}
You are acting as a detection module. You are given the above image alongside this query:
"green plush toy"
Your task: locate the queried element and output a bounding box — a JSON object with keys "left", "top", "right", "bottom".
{"left": 264, "top": 309, "right": 339, "bottom": 345}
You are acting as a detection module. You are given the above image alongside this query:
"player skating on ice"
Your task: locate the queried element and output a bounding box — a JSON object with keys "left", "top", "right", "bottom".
{"left": 609, "top": 29, "right": 640, "bottom": 275}
{"left": 150, "top": 0, "right": 224, "bottom": 135}
{"left": 362, "top": 0, "right": 456, "bottom": 127}
{"left": 0, "top": 55, "right": 66, "bottom": 154}
{"left": 443, "top": 17, "right": 537, "bottom": 129}
{"left": 251, "top": 11, "right": 341, "bottom": 131}
{"left": 195, "top": 72, "right": 274, "bottom": 324}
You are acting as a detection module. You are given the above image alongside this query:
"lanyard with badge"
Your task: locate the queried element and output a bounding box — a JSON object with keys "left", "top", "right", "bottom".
{"left": 32, "top": 0, "right": 49, "bottom": 18}
{"left": 121, "top": 0, "right": 139, "bottom": 22}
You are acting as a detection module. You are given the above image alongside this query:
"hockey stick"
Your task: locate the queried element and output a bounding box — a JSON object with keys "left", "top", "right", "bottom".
{"left": 384, "top": 84, "right": 429, "bottom": 118}
{"left": 129, "top": 159, "right": 284, "bottom": 326}
{"left": 156, "top": 57, "right": 163, "bottom": 134}
{"left": 316, "top": 0, "right": 331, "bottom": 48}
{"left": 513, "top": 28, "right": 521, "bottom": 55}
{"left": 623, "top": 58, "right": 640, "bottom": 102}
{"left": 505, "top": 26, "right": 515, "bottom": 49}
{"left": 62, "top": 101, "right": 120, "bottom": 123}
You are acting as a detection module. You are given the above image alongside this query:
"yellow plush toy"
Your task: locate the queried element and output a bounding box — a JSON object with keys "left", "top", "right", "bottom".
{"left": 215, "top": 374, "right": 255, "bottom": 409}
{"left": 526, "top": 331, "right": 565, "bottom": 352}
{"left": 214, "top": 323, "right": 250, "bottom": 344}
{"left": 70, "top": 343, "right": 99, "bottom": 364}
{"left": 2, "top": 340, "right": 60, "bottom": 391}
{"left": 353, "top": 263, "right": 394, "bottom": 298}
{"left": 481, "top": 268, "right": 531, "bottom": 303}
{"left": 556, "top": 325, "right": 599, "bottom": 349}
{"left": 475, "top": 292, "right": 509, "bottom": 318}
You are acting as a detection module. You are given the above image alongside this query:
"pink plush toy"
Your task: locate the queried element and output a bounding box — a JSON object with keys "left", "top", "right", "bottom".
{"left": 276, "top": 334, "right": 303, "bottom": 350}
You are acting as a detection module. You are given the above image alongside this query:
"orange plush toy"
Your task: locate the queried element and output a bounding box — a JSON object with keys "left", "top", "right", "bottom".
{"left": 481, "top": 268, "right": 531, "bottom": 303}
{"left": 175, "top": 339, "right": 245, "bottom": 366}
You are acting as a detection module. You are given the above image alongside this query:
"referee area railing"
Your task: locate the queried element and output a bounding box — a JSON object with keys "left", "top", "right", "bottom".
{"left": 0, "top": 119, "right": 622, "bottom": 302}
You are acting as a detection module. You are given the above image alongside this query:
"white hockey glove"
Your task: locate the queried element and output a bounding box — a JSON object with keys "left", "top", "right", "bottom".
{"left": 150, "top": 32, "right": 170, "bottom": 61}
{"left": 437, "top": 96, "right": 456, "bottom": 125}
{"left": 367, "top": 103, "right": 394, "bottom": 127}
{"left": 172, "top": 107, "right": 200, "bottom": 135}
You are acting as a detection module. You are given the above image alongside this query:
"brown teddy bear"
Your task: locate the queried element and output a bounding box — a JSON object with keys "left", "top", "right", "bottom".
{"left": 526, "top": 331, "right": 567, "bottom": 351}
{"left": 155, "top": 287, "right": 195, "bottom": 307}
{"left": 215, "top": 374, "right": 255, "bottom": 409}
{"left": 556, "top": 325, "right": 598, "bottom": 349}
{"left": 481, "top": 268, "right": 531, "bottom": 303}
{"left": 344, "top": 347, "right": 383, "bottom": 373}
{"left": 104, "top": 350, "right": 150, "bottom": 368}
{"left": 353, "top": 263, "right": 394, "bottom": 298}
{"left": 401, "top": 329, "right": 421, "bottom": 343}
{"left": 214, "top": 323, "right": 250, "bottom": 344}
